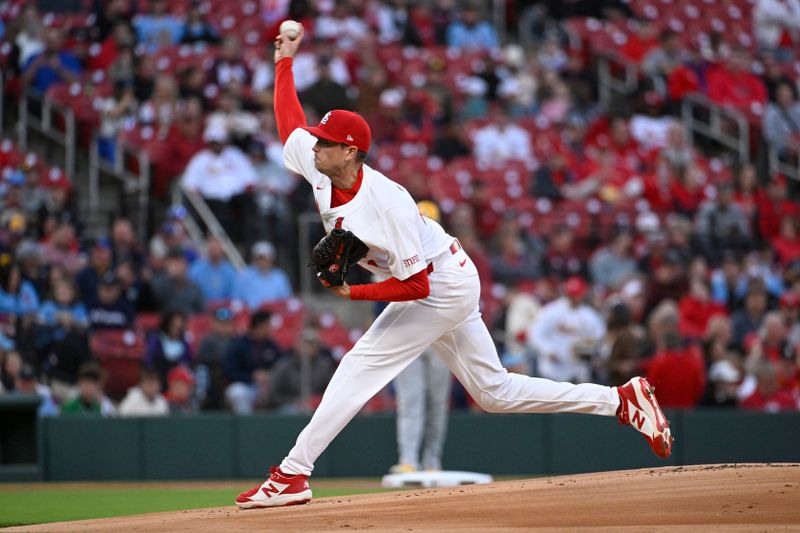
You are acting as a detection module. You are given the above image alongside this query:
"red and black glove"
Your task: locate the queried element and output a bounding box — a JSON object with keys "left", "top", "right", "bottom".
{"left": 308, "top": 229, "right": 368, "bottom": 287}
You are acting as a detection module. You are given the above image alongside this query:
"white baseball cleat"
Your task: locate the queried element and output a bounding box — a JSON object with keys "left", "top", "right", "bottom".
{"left": 235, "top": 466, "right": 312, "bottom": 509}
{"left": 616, "top": 377, "right": 673, "bottom": 458}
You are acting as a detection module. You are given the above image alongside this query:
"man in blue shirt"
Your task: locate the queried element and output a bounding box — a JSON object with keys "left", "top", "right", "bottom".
{"left": 134, "top": 0, "right": 183, "bottom": 52}
{"left": 189, "top": 236, "right": 237, "bottom": 304}
{"left": 233, "top": 241, "right": 292, "bottom": 310}
{"left": 22, "top": 27, "right": 81, "bottom": 95}
{"left": 446, "top": 2, "right": 499, "bottom": 50}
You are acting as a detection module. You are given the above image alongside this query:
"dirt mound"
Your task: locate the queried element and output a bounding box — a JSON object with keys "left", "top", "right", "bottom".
{"left": 9, "top": 464, "right": 800, "bottom": 532}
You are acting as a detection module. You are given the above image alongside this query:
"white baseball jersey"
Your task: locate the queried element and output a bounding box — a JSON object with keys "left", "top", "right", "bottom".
{"left": 283, "top": 129, "right": 452, "bottom": 281}
{"left": 277, "top": 125, "right": 621, "bottom": 477}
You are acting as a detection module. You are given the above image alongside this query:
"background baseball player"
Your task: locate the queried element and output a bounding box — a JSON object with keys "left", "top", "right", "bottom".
{"left": 389, "top": 200, "right": 452, "bottom": 475}
{"left": 235, "top": 25, "right": 673, "bottom": 509}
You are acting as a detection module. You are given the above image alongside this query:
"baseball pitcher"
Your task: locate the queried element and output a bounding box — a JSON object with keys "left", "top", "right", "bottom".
{"left": 235, "top": 25, "right": 673, "bottom": 509}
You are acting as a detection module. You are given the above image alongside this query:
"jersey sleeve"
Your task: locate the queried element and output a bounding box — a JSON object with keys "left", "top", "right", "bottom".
{"left": 282, "top": 129, "right": 320, "bottom": 184}
{"left": 382, "top": 206, "right": 427, "bottom": 281}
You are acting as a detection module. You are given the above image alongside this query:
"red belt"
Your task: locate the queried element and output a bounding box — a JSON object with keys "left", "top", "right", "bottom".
{"left": 427, "top": 239, "right": 461, "bottom": 274}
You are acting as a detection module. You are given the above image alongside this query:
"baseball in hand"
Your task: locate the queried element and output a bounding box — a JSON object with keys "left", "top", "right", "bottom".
{"left": 280, "top": 20, "right": 301, "bottom": 40}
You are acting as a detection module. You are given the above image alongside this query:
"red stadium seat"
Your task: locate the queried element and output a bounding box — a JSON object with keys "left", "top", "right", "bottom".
{"left": 89, "top": 329, "right": 146, "bottom": 401}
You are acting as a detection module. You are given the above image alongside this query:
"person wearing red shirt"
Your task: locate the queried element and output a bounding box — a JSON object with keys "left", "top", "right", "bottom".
{"left": 678, "top": 277, "right": 728, "bottom": 340}
{"left": 706, "top": 47, "right": 768, "bottom": 119}
{"left": 739, "top": 360, "right": 799, "bottom": 412}
{"left": 619, "top": 20, "right": 659, "bottom": 65}
{"left": 756, "top": 176, "right": 800, "bottom": 242}
{"left": 772, "top": 216, "right": 800, "bottom": 266}
{"left": 646, "top": 330, "right": 706, "bottom": 408}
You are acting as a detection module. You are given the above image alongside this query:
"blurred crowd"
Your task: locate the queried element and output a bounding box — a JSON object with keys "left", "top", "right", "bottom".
{"left": 0, "top": 0, "right": 799, "bottom": 417}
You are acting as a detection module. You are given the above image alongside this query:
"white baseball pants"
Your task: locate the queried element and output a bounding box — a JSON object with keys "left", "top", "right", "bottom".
{"left": 281, "top": 248, "right": 620, "bottom": 476}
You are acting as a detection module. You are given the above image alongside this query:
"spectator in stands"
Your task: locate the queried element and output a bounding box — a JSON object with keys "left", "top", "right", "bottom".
{"left": 446, "top": 1, "right": 498, "bottom": 50}
{"left": 118, "top": 366, "right": 169, "bottom": 416}
{"left": 249, "top": 137, "right": 297, "bottom": 245}
{"left": 60, "top": 361, "right": 115, "bottom": 416}
{"left": 209, "top": 36, "right": 251, "bottom": 92}
{"left": 772, "top": 216, "right": 800, "bottom": 266}
{"left": 188, "top": 236, "right": 237, "bottom": 304}
{"left": 95, "top": 80, "right": 138, "bottom": 164}
{"left": 180, "top": 122, "right": 259, "bottom": 244}
{"left": 706, "top": 47, "right": 768, "bottom": 119}
{"left": 22, "top": 27, "right": 81, "bottom": 95}
{"left": 763, "top": 81, "right": 800, "bottom": 157}
{"left": 542, "top": 224, "right": 585, "bottom": 280}
{"left": 781, "top": 291, "right": 800, "bottom": 347}
{"left": 144, "top": 309, "right": 193, "bottom": 390}
{"left": 89, "top": 21, "right": 135, "bottom": 72}
{"left": 0, "top": 262, "right": 39, "bottom": 320}
{"left": 265, "top": 329, "right": 336, "bottom": 412}
{"left": 195, "top": 306, "right": 236, "bottom": 410}
{"left": 207, "top": 90, "right": 260, "bottom": 150}
{"left": 13, "top": 4, "right": 44, "bottom": 68}
{"left": 134, "top": 0, "right": 183, "bottom": 52}
{"left": 0, "top": 346, "right": 22, "bottom": 392}
{"left": 224, "top": 310, "right": 284, "bottom": 414}
{"left": 732, "top": 162, "right": 759, "bottom": 230}
{"left": 110, "top": 217, "right": 144, "bottom": 272}
{"left": 301, "top": 56, "right": 354, "bottom": 118}
{"left": 739, "top": 359, "right": 799, "bottom": 411}
{"left": 645, "top": 248, "right": 688, "bottom": 317}
{"left": 149, "top": 247, "right": 205, "bottom": 315}
{"left": 619, "top": 19, "right": 659, "bottom": 65}
{"left": 589, "top": 229, "right": 637, "bottom": 291}
{"left": 166, "top": 365, "right": 197, "bottom": 414}
{"left": 92, "top": 0, "right": 134, "bottom": 43}
{"left": 695, "top": 182, "right": 751, "bottom": 260}
{"left": 133, "top": 54, "right": 156, "bottom": 102}
{"left": 86, "top": 272, "right": 135, "bottom": 331}
{"left": 36, "top": 277, "right": 90, "bottom": 389}
{"left": 14, "top": 364, "right": 60, "bottom": 416}
{"left": 731, "top": 286, "right": 770, "bottom": 352}
{"left": 233, "top": 241, "right": 292, "bottom": 310}
{"left": 138, "top": 74, "right": 179, "bottom": 136}
{"left": 179, "top": 2, "right": 220, "bottom": 45}
{"left": 472, "top": 104, "right": 534, "bottom": 168}
{"left": 646, "top": 309, "right": 707, "bottom": 408}
{"left": 753, "top": 0, "right": 800, "bottom": 62}
{"left": 601, "top": 302, "right": 642, "bottom": 387}
{"left": 316, "top": 2, "right": 371, "bottom": 50}
{"left": 432, "top": 121, "right": 473, "bottom": 163}
{"left": 527, "top": 276, "right": 606, "bottom": 383}
{"left": 40, "top": 220, "right": 85, "bottom": 276}
{"left": 756, "top": 175, "right": 798, "bottom": 243}
{"left": 16, "top": 241, "right": 47, "bottom": 300}
{"left": 76, "top": 237, "right": 113, "bottom": 305}
{"left": 488, "top": 215, "right": 543, "bottom": 285}
{"left": 642, "top": 30, "right": 683, "bottom": 84}
{"left": 678, "top": 277, "right": 728, "bottom": 341}
{"left": 761, "top": 51, "right": 795, "bottom": 102}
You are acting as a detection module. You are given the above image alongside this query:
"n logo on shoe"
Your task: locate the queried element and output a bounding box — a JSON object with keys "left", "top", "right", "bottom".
{"left": 631, "top": 408, "right": 646, "bottom": 431}
{"left": 262, "top": 484, "right": 282, "bottom": 497}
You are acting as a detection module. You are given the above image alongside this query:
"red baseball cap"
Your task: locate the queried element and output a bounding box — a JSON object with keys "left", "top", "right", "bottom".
{"left": 302, "top": 110, "right": 372, "bottom": 153}
{"left": 564, "top": 276, "right": 589, "bottom": 298}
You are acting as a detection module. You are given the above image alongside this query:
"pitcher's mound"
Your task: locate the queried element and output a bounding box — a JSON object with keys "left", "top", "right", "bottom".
{"left": 12, "top": 464, "right": 800, "bottom": 532}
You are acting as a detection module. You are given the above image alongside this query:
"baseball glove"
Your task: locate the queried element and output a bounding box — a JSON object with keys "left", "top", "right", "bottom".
{"left": 308, "top": 229, "right": 368, "bottom": 287}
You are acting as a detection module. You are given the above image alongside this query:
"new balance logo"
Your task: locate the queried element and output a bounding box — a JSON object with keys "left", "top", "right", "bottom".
{"left": 631, "top": 408, "right": 646, "bottom": 431}
{"left": 262, "top": 484, "right": 282, "bottom": 497}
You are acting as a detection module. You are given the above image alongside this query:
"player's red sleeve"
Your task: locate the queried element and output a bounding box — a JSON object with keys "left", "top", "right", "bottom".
{"left": 349, "top": 269, "right": 430, "bottom": 302}
{"left": 274, "top": 57, "right": 307, "bottom": 143}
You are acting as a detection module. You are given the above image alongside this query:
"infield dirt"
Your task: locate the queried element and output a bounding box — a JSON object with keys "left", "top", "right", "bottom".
{"left": 8, "top": 463, "right": 800, "bottom": 532}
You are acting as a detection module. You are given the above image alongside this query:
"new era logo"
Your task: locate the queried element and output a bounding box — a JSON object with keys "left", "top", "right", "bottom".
{"left": 346, "top": 134, "right": 354, "bottom": 142}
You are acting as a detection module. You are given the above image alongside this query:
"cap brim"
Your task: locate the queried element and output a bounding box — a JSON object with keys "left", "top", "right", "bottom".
{"left": 301, "top": 126, "right": 346, "bottom": 146}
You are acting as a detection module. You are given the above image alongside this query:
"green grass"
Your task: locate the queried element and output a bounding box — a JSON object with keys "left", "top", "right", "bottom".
{"left": 0, "top": 486, "right": 384, "bottom": 528}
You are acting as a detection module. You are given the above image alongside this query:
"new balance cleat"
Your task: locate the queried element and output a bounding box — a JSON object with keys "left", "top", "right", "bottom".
{"left": 616, "top": 377, "right": 673, "bottom": 458}
{"left": 235, "top": 466, "right": 312, "bottom": 509}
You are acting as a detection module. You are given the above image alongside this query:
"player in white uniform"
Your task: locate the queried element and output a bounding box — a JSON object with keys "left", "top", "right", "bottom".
{"left": 235, "top": 27, "right": 673, "bottom": 510}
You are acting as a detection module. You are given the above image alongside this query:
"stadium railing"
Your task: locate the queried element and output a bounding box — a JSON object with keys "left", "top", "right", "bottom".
{"left": 17, "top": 89, "right": 76, "bottom": 182}
{"left": 681, "top": 92, "right": 750, "bottom": 162}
